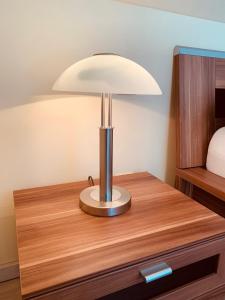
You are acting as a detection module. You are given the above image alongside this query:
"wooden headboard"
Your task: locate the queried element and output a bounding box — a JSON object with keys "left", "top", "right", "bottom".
{"left": 174, "top": 46, "right": 225, "bottom": 169}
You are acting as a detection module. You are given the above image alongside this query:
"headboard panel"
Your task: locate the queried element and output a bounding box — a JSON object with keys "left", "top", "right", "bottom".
{"left": 215, "top": 88, "right": 225, "bottom": 130}
{"left": 215, "top": 59, "right": 225, "bottom": 130}
{"left": 174, "top": 53, "right": 216, "bottom": 169}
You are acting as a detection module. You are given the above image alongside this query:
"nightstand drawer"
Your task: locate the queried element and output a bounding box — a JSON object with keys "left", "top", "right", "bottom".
{"left": 32, "top": 237, "right": 225, "bottom": 300}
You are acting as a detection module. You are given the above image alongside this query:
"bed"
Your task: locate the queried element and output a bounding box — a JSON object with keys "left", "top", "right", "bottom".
{"left": 174, "top": 46, "right": 225, "bottom": 217}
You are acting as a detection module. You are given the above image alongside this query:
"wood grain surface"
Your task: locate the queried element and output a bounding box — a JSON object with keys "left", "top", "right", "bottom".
{"left": 216, "top": 58, "right": 225, "bottom": 88}
{"left": 174, "top": 54, "right": 215, "bottom": 168}
{"left": 14, "top": 172, "right": 225, "bottom": 298}
{"left": 176, "top": 167, "right": 225, "bottom": 202}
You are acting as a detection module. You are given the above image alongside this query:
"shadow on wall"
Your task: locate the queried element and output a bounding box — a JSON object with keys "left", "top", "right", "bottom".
{"left": 0, "top": 92, "right": 164, "bottom": 111}
{"left": 0, "top": 40, "right": 174, "bottom": 184}
{"left": 0, "top": 216, "right": 18, "bottom": 264}
{"left": 113, "top": 94, "right": 175, "bottom": 184}
{"left": 113, "top": 94, "right": 166, "bottom": 114}
{"left": 0, "top": 87, "right": 175, "bottom": 185}
{"left": 165, "top": 58, "right": 176, "bottom": 185}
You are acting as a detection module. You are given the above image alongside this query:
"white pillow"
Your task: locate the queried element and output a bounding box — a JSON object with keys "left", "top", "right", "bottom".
{"left": 206, "top": 127, "right": 225, "bottom": 178}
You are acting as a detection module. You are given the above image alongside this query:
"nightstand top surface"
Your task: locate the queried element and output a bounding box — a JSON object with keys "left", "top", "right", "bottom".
{"left": 14, "top": 172, "right": 225, "bottom": 297}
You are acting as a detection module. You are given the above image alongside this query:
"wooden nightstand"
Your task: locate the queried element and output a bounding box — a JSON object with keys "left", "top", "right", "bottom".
{"left": 14, "top": 172, "right": 225, "bottom": 300}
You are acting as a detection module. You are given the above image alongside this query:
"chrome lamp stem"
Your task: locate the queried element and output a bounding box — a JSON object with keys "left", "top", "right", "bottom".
{"left": 100, "top": 93, "right": 113, "bottom": 202}
{"left": 79, "top": 93, "right": 131, "bottom": 217}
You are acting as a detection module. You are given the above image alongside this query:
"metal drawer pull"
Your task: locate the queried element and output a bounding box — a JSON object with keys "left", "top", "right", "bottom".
{"left": 140, "top": 262, "right": 173, "bottom": 284}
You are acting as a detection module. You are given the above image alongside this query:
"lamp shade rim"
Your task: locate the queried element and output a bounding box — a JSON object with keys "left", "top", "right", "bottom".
{"left": 53, "top": 54, "right": 162, "bottom": 95}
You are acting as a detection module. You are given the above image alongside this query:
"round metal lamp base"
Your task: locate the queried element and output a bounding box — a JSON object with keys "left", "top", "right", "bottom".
{"left": 79, "top": 185, "right": 131, "bottom": 217}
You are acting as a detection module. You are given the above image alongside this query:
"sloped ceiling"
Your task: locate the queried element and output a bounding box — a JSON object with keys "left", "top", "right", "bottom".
{"left": 117, "top": 0, "right": 225, "bottom": 23}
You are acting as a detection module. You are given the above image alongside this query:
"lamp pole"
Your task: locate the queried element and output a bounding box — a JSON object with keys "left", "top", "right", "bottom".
{"left": 99, "top": 93, "right": 113, "bottom": 202}
{"left": 79, "top": 92, "right": 130, "bottom": 216}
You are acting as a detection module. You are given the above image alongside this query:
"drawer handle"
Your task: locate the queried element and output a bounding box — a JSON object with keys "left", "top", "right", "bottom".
{"left": 140, "top": 262, "right": 173, "bottom": 284}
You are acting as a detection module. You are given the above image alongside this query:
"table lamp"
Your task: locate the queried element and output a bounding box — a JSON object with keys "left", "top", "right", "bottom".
{"left": 53, "top": 53, "right": 161, "bottom": 217}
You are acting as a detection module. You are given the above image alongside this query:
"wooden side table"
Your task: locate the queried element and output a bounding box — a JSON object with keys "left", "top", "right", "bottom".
{"left": 14, "top": 172, "right": 225, "bottom": 300}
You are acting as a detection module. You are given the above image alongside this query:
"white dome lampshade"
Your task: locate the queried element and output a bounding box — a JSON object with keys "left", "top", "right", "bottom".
{"left": 52, "top": 53, "right": 162, "bottom": 217}
{"left": 53, "top": 53, "right": 162, "bottom": 95}
{"left": 206, "top": 127, "right": 225, "bottom": 178}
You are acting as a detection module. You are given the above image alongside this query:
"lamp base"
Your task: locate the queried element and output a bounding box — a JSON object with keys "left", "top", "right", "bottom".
{"left": 79, "top": 185, "right": 131, "bottom": 217}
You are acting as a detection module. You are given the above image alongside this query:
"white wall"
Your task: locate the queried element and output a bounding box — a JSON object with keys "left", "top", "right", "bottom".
{"left": 118, "top": 0, "right": 225, "bottom": 23}
{"left": 1, "top": 0, "right": 225, "bottom": 265}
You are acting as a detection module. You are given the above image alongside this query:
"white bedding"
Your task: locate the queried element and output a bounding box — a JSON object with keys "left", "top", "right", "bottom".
{"left": 206, "top": 127, "right": 225, "bottom": 178}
